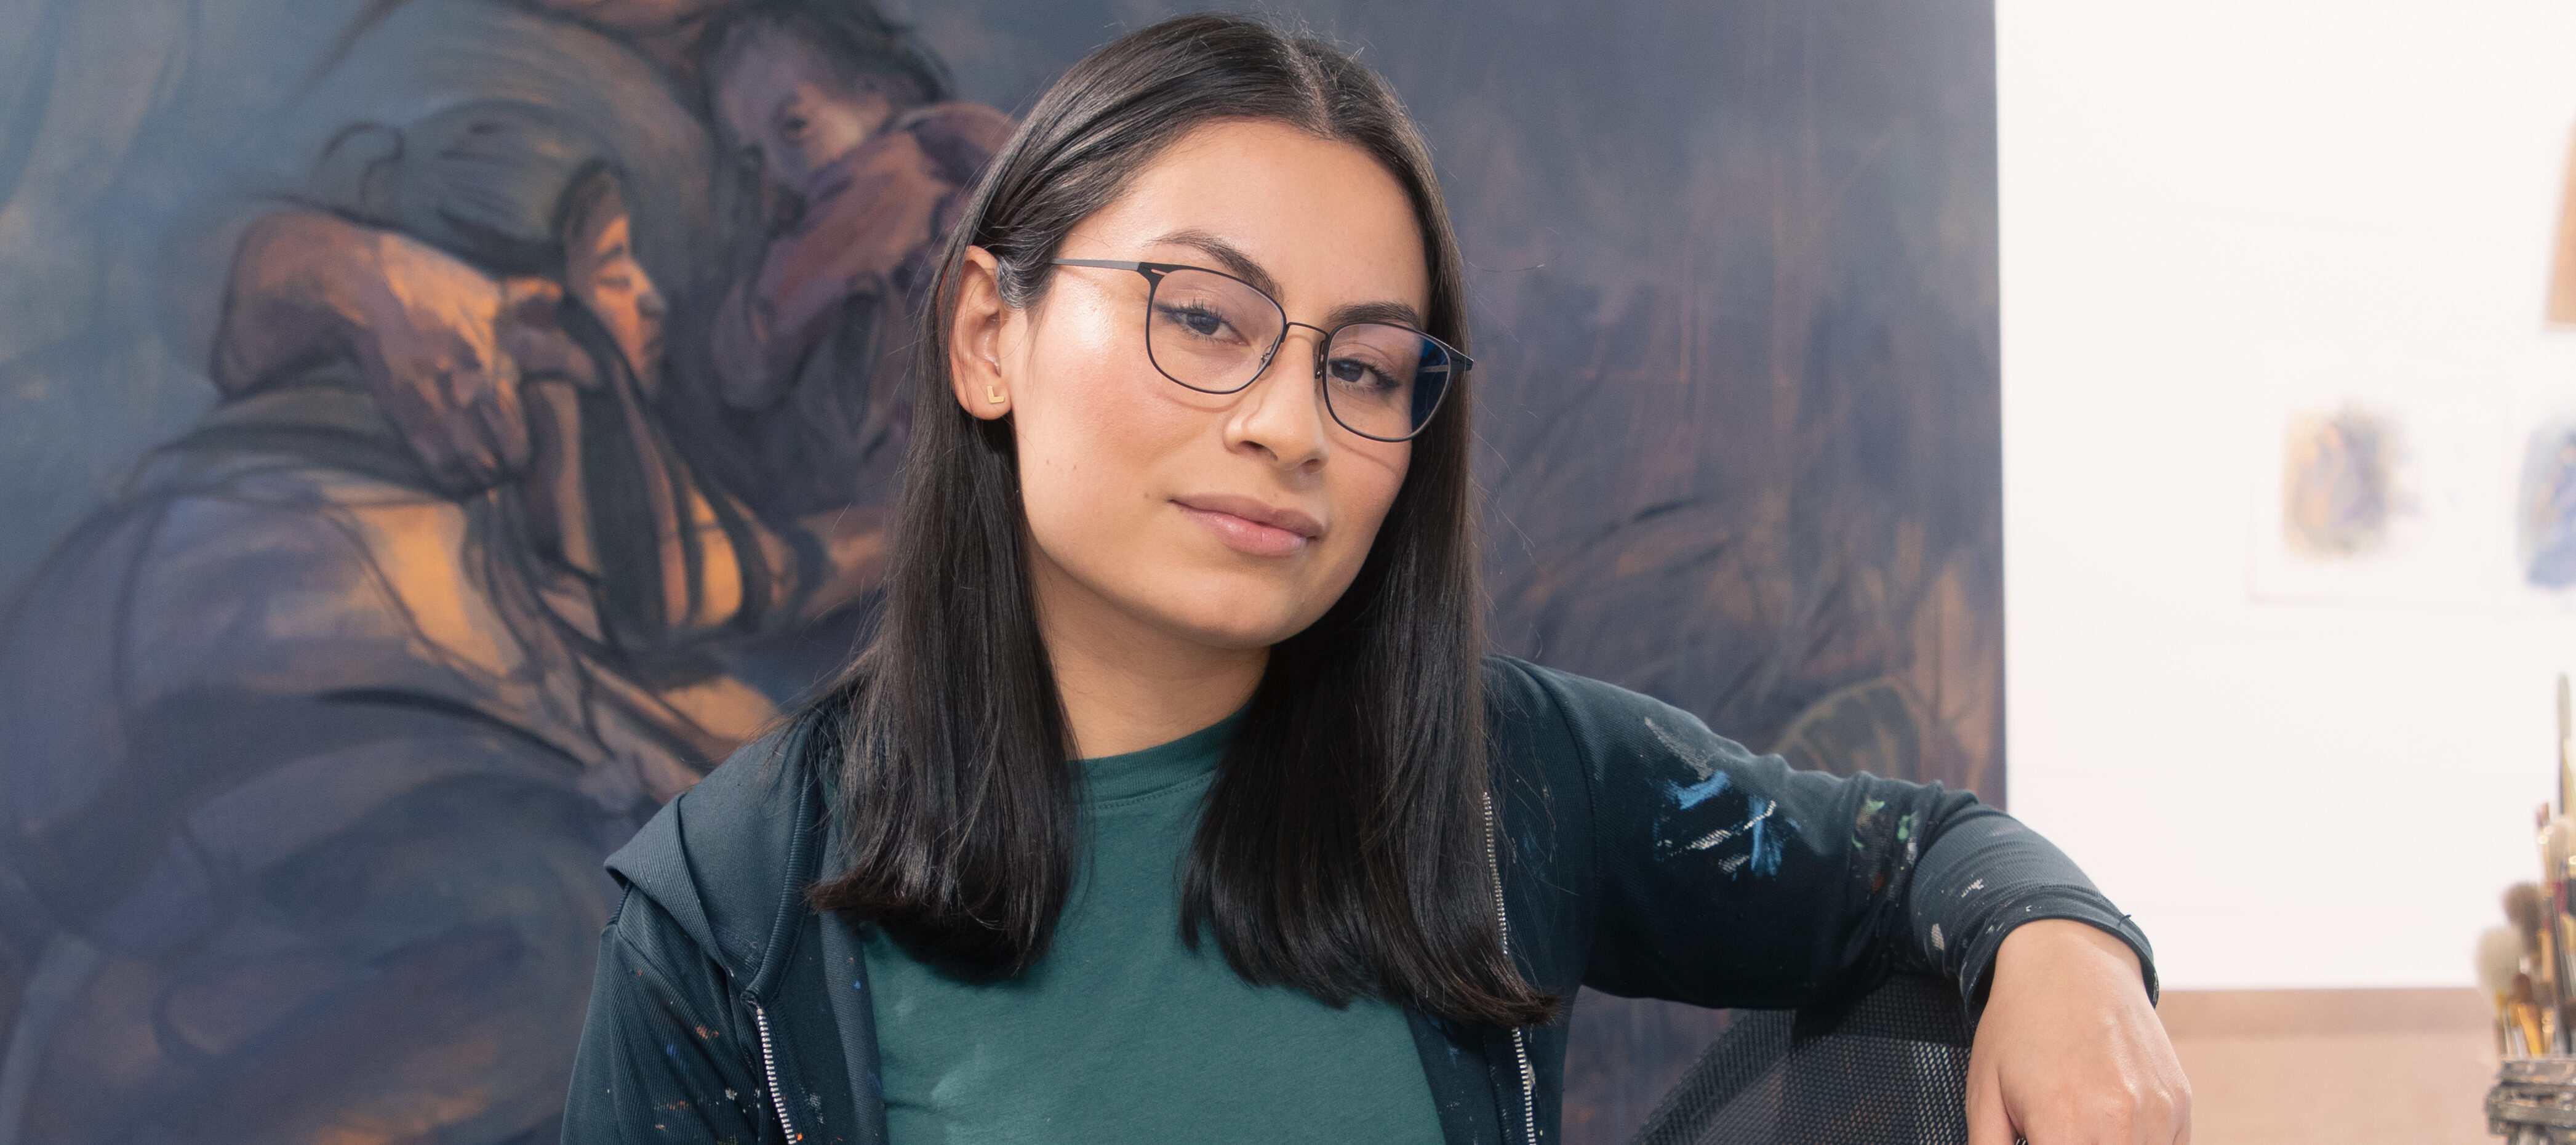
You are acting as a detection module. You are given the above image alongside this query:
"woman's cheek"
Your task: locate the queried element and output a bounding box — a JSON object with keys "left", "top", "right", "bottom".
{"left": 1017, "top": 382, "right": 1154, "bottom": 568}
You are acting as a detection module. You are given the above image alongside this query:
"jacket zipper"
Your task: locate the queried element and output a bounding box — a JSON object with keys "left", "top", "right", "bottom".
{"left": 745, "top": 747, "right": 820, "bottom": 1144}
{"left": 751, "top": 998, "right": 801, "bottom": 1143}
{"left": 1484, "top": 792, "right": 1538, "bottom": 1145}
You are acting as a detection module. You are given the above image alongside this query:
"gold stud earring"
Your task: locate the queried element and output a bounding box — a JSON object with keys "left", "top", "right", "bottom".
{"left": 986, "top": 385, "right": 1007, "bottom": 405}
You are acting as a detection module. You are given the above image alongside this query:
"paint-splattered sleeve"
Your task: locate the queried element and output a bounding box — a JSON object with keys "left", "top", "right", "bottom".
{"left": 1511, "top": 662, "right": 2153, "bottom": 1018}
{"left": 563, "top": 891, "right": 780, "bottom": 1144}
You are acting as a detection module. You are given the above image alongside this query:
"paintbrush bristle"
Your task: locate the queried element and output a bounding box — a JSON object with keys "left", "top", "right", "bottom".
{"left": 2485, "top": 926, "right": 2527, "bottom": 997}
{"left": 2510, "top": 882, "right": 2547, "bottom": 937}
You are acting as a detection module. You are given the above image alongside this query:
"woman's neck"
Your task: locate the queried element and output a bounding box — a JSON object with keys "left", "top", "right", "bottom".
{"left": 1031, "top": 558, "right": 1265, "bottom": 760}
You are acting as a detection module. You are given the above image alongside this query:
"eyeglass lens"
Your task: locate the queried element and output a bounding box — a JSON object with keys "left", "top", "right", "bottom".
{"left": 1145, "top": 267, "right": 1450, "bottom": 441}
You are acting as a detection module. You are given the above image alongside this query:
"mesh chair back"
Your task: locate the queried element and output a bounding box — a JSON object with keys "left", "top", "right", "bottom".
{"left": 1629, "top": 973, "right": 1973, "bottom": 1145}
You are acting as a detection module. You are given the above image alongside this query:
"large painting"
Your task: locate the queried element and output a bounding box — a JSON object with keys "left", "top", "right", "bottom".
{"left": 0, "top": 1, "right": 1999, "bottom": 1142}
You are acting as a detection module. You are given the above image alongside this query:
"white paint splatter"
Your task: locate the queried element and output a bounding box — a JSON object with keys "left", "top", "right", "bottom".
{"left": 1930, "top": 923, "right": 1945, "bottom": 951}
{"left": 1681, "top": 800, "right": 1775, "bottom": 852}
{"left": 1645, "top": 717, "right": 1721, "bottom": 781}
{"left": 1962, "top": 878, "right": 1985, "bottom": 895}
{"left": 1717, "top": 854, "right": 1749, "bottom": 875}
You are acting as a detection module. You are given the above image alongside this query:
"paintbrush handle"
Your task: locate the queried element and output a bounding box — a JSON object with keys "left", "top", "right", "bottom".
{"left": 2561, "top": 673, "right": 2573, "bottom": 816}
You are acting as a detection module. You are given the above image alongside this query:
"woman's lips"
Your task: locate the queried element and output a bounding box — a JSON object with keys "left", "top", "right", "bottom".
{"left": 1174, "top": 497, "right": 1319, "bottom": 558}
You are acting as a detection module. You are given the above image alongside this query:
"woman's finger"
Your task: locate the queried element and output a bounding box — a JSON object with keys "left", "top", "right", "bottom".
{"left": 1966, "top": 1059, "right": 2020, "bottom": 1145}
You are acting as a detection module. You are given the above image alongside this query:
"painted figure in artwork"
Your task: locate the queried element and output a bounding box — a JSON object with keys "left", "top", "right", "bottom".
{"left": 2525, "top": 428, "right": 2576, "bottom": 589}
{"left": 698, "top": 0, "right": 1018, "bottom": 691}
{"left": 709, "top": 1, "right": 1017, "bottom": 526}
{"left": 2282, "top": 407, "right": 2394, "bottom": 559}
{"left": 0, "top": 102, "right": 764, "bottom": 1144}
{"left": 0, "top": 2, "right": 1007, "bottom": 1140}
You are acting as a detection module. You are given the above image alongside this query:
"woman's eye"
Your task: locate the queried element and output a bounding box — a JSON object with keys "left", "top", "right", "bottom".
{"left": 1155, "top": 303, "right": 1231, "bottom": 341}
{"left": 1327, "top": 357, "right": 1393, "bottom": 391}
{"left": 780, "top": 114, "right": 809, "bottom": 141}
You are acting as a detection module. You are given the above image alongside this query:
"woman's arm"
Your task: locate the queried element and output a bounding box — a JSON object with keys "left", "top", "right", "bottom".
{"left": 1902, "top": 759, "right": 2188, "bottom": 1139}
{"left": 1516, "top": 660, "right": 2183, "bottom": 1141}
{"left": 1510, "top": 659, "right": 2140, "bottom": 1011}
{"left": 1969, "top": 921, "right": 2190, "bottom": 1144}
{"left": 1907, "top": 797, "right": 2155, "bottom": 1014}
{"left": 1528, "top": 661, "right": 2005, "bottom": 1007}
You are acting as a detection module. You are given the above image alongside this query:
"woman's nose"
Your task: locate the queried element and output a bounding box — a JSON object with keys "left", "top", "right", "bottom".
{"left": 1230, "top": 327, "right": 1333, "bottom": 468}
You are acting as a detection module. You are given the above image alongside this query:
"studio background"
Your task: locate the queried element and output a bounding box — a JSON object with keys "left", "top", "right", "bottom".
{"left": 0, "top": 1, "right": 2001, "bottom": 1142}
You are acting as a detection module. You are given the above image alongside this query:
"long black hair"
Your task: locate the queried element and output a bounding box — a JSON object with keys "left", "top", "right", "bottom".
{"left": 804, "top": 12, "right": 1557, "bottom": 1029}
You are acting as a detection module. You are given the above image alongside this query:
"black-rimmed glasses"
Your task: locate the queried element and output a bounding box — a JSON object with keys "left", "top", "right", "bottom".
{"left": 1049, "top": 259, "right": 1466, "bottom": 443}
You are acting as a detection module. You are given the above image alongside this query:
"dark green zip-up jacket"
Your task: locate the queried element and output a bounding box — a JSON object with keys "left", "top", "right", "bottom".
{"left": 561, "top": 657, "right": 2154, "bottom": 1144}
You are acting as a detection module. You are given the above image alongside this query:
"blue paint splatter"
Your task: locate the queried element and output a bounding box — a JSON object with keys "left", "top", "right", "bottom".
{"left": 1746, "top": 800, "right": 1785, "bottom": 877}
{"left": 1660, "top": 771, "right": 1730, "bottom": 810}
{"left": 665, "top": 1043, "right": 679, "bottom": 1058}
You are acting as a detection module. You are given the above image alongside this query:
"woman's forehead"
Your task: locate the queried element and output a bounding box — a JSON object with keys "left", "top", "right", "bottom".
{"left": 1072, "top": 120, "right": 1430, "bottom": 319}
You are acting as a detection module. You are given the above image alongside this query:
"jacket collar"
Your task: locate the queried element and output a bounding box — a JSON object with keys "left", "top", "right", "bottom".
{"left": 606, "top": 715, "right": 823, "bottom": 1001}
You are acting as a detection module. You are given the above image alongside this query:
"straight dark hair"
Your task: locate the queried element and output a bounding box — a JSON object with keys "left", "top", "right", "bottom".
{"left": 803, "top": 12, "right": 1556, "bottom": 1029}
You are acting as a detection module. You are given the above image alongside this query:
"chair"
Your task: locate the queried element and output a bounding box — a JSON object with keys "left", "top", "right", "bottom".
{"left": 1630, "top": 972, "right": 1975, "bottom": 1145}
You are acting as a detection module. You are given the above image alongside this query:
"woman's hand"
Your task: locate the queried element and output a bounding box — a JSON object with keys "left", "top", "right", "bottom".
{"left": 754, "top": 129, "right": 948, "bottom": 355}
{"left": 1968, "top": 919, "right": 2191, "bottom": 1144}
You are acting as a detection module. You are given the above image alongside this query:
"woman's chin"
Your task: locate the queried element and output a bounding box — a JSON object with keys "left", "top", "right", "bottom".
{"left": 1143, "top": 592, "right": 1322, "bottom": 653}
{"left": 1167, "top": 613, "right": 1305, "bottom": 652}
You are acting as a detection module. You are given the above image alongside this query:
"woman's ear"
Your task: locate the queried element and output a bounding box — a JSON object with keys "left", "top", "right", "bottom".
{"left": 948, "top": 246, "right": 1012, "bottom": 420}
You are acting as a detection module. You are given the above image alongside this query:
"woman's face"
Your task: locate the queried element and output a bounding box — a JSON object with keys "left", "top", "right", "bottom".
{"left": 714, "top": 27, "right": 896, "bottom": 190}
{"left": 564, "top": 185, "right": 666, "bottom": 388}
{"left": 965, "top": 119, "right": 1430, "bottom": 654}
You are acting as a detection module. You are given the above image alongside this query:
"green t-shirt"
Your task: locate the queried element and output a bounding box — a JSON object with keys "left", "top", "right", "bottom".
{"left": 860, "top": 712, "right": 1449, "bottom": 1144}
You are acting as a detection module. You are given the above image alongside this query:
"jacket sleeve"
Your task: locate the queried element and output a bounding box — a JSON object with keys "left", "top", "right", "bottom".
{"left": 1514, "top": 661, "right": 2154, "bottom": 1018}
{"left": 562, "top": 890, "right": 780, "bottom": 1144}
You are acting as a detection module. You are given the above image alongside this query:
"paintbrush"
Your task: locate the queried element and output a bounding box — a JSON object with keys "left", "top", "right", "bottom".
{"left": 2556, "top": 674, "right": 2576, "bottom": 1053}
{"left": 2511, "top": 880, "right": 2559, "bottom": 1051}
{"left": 2510, "top": 882, "right": 2548, "bottom": 973}
{"left": 2518, "top": 973, "right": 2551, "bottom": 1058}
{"left": 2560, "top": 673, "right": 2573, "bottom": 816}
{"left": 2489, "top": 925, "right": 2530, "bottom": 1055}
{"left": 2550, "top": 824, "right": 2576, "bottom": 1053}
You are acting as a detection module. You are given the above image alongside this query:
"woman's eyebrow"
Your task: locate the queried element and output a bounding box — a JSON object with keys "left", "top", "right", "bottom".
{"left": 1326, "top": 300, "right": 1426, "bottom": 329}
{"left": 1148, "top": 229, "right": 1280, "bottom": 298}
{"left": 1148, "top": 229, "right": 1426, "bottom": 329}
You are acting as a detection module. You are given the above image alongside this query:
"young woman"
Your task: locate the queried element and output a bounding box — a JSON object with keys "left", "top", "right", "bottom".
{"left": 563, "top": 14, "right": 2189, "bottom": 1144}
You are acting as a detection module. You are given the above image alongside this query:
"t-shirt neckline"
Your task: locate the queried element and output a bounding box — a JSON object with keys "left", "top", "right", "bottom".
{"left": 1074, "top": 709, "right": 1245, "bottom": 805}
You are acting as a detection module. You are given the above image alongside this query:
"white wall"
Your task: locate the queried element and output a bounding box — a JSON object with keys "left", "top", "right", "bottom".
{"left": 2001, "top": 2, "right": 2576, "bottom": 989}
